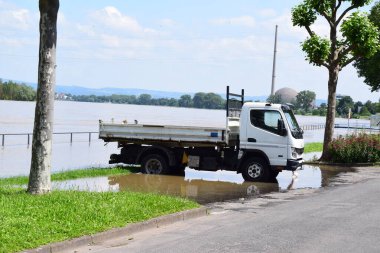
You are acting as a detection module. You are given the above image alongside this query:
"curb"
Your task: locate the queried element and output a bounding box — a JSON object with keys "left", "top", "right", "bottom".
{"left": 22, "top": 207, "right": 209, "bottom": 253}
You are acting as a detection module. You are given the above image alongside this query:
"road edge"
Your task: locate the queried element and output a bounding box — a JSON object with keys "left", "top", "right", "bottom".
{"left": 22, "top": 207, "right": 210, "bottom": 253}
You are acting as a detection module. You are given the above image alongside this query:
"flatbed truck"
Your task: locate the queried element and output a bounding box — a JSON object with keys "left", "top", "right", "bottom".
{"left": 99, "top": 87, "right": 304, "bottom": 181}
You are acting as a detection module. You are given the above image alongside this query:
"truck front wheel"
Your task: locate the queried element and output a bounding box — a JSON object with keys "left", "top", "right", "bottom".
{"left": 241, "top": 157, "right": 269, "bottom": 182}
{"left": 141, "top": 154, "right": 168, "bottom": 175}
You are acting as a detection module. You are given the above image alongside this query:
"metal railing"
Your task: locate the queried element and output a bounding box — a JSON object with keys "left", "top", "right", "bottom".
{"left": 1, "top": 131, "right": 98, "bottom": 147}
{"left": 301, "top": 124, "right": 325, "bottom": 131}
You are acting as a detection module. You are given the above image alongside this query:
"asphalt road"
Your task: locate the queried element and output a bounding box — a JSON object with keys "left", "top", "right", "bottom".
{"left": 68, "top": 168, "right": 380, "bottom": 253}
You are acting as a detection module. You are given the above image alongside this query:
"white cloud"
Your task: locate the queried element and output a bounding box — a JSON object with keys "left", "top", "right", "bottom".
{"left": 90, "top": 6, "right": 159, "bottom": 36}
{"left": 159, "top": 18, "right": 176, "bottom": 27}
{"left": 258, "top": 8, "right": 277, "bottom": 18}
{"left": 211, "top": 16, "right": 256, "bottom": 28}
{"left": 0, "top": 8, "right": 32, "bottom": 30}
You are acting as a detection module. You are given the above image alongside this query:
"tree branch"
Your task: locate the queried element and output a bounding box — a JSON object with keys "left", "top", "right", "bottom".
{"left": 321, "top": 62, "right": 330, "bottom": 69}
{"left": 336, "top": 5, "right": 357, "bottom": 25}
{"left": 320, "top": 11, "right": 334, "bottom": 27}
{"left": 338, "top": 44, "right": 355, "bottom": 62}
{"left": 336, "top": 0, "right": 342, "bottom": 11}
{"left": 341, "top": 56, "right": 357, "bottom": 68}
{"left": 305, "top": 26, "right": 314, "bottom": 37}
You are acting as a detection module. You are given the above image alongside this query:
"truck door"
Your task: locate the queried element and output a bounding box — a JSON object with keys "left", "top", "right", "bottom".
{"left": 243, "top": 109, "right": 288, "bottom": 166}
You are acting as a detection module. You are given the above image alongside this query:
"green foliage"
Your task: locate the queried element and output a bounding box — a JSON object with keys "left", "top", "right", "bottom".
{"left": 192, "top": 92, "right": 224, "bottom": 109}
{"left": 336, "top": 96, "right": 354, "bottom": 116}
{"left": 178, "top": 94, "right": 193, "bottom": 107}
{"left": 291, "top": 2, "right": 317, "bottom": 27}
{"left": 341, "top": 12, "right": 380, "bottom": 57}
{"left": 307, "top": 0, "right": 332, "bottom": 15}
{"left": 328, "top": 133, "right": 380, "bottom": 163}
{"left": 364, "top": 100, "right": 378, "bottom": 114}
{"left": 352, "top": 0, "right": 374, "bottom": 7}
{"left": 354, "top": 1, "right": 380, "bottom": 92}
{"left": 295, "top": 90, "right": 316, "bottom": 112}
{"left": 70, "top": 92, "right": 224, "bottom": 110}
{"left": 266, "top": 93, "right": 283, "bottom": 104}
{"left": 302, "top": 35, "right": 330, "bottom": 66}
{"left": 0, "top": 80, "right": 36, "bottom": 101}
{"left": 359, "top": 106, "right": 371, "bottom": 116}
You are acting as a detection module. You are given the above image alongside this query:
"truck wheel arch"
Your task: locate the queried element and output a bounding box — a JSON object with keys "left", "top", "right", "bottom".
{"left": 136, "top": 146, "right": 176, "bottom": 167}
{"left": 238, "top": 150, "right": 270, "bottom": 173}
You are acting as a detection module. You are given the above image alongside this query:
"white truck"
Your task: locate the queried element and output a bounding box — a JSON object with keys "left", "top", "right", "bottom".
{"left": 99, "top": 87, "right": 304, "bottom": 181}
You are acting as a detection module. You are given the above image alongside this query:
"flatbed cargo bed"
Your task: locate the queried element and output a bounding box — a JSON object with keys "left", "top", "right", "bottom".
{"left": 99, "top": 121, "right": 236, "bottom": 147}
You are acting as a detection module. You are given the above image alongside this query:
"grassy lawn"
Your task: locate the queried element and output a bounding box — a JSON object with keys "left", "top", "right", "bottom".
{"left": 304, "top": 142, "right": 323, "bottom": 153}
{"left": 0, "top": 167, "right": 199, "bottom": 253}
{"left": 0, "top": 166, "right": 137, "bottom": 186}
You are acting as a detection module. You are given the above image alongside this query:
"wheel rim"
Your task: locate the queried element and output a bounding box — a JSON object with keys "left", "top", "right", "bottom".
{"left": 145, "top": 158, "right": 163, "bottom": 174}
{"left": 247, "top": 163, "right": 262, "bottom": 179}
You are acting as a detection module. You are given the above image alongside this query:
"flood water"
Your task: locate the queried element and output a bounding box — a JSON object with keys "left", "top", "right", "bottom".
{"left": 52, "top": 165, "right": 355, "bottom": 204}
{"left": 0, "top": 100, "right": 371, "bottom": 178}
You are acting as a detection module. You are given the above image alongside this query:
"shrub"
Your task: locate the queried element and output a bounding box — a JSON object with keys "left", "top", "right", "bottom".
{"left": 328, "top": 133, "right": 380, "bottom": 163}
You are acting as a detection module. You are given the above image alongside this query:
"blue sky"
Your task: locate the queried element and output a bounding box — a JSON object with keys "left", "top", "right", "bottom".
{"left": 0, "top": 0, "right": 379, "bottom": 102}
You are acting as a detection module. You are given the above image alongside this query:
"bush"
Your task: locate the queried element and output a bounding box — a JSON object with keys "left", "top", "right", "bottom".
{"left": 328, "top": 133, "right": 380, "bottom": 163}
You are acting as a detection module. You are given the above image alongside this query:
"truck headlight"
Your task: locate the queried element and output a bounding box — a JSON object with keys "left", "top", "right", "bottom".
{"left": 291, "top": 147, "right": 298, "bottom": 159}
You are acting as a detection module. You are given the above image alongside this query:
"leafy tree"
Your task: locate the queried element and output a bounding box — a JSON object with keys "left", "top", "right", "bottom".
{"left": 0, "top": 81, "right": 36, "bottom": 101}
{"left": 28, "top": 0, "right": 59, "bottom": 194}
{"left": 137, "top": 94, "right": 152, "bottom": 105}
{"left": 336, "top": 96, "right": 354, "bottom": 117}
{"left": 178, "top": 94, "right": 193, "bottom": 107}
{"left": 296, "top": 90, "right": 316, "bottom": 112}
{"left": 354, "top": 1, "right": 380, "bottom": 91}
{"left": 266, "top": 93, "right": 283, "bottom": 104}
{"left": 291, "top": 0, "right": 380, "bottom": 160}
{"left": 204, "top": 93, "right": 224, "bottom": 109}
{"left": 364, "top": 100, "right": 377, "bottom": 114}
{"left": 193, "top": 92, "right": 206, "bottom": 108}
{"left": 353, "top": 101, "right": 364, "bottom": 114}
{"left": 359, "top": 106, "right": 372, "bottom": 116}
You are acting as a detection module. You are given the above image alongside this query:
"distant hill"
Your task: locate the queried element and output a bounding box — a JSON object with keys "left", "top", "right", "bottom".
{"left": 2, "top": 78, "right": 329, "bottom": 104}
{"left": 2, "top": 78, "right": 269, "bottom": 101}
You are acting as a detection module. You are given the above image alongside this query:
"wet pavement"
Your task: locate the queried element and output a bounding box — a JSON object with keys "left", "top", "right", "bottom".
{"left": 53, "top": 165, "right": 355, "bottom": 204}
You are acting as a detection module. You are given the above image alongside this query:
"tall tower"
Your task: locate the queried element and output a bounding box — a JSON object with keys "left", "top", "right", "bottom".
{"left": 271, "top": 25, "right": 278, "bottom": 96}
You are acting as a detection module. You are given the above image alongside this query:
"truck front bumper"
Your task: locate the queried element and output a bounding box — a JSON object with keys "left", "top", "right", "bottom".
{"left": 286, "top": 159, "right": 303, "bottom": 171}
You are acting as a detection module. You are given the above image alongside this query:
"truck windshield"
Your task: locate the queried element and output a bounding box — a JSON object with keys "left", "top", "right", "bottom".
{"left": 283, "top": 109, "right": 303, "bottom": 139}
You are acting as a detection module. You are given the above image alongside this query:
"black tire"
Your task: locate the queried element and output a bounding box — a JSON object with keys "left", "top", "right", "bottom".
{"left": 241, "top": 157, "right": 269, "bottom": 182}
{"left": 141, "top": 154, "right": 168, "bottom": 175}
{"left": 269, "top": 170, "right": 280, "bottom": 179}
{"left": 168, "top": 165, "right": 186, "bottom": 176}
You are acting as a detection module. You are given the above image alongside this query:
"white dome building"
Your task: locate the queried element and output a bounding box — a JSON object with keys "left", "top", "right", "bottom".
{"left": 275, "top": 87, "right": 298, "bottom": 104}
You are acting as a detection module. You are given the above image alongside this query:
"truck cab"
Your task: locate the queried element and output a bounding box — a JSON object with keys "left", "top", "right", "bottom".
{"left": 237, "top": 102, "right": 303, "bottom": 181}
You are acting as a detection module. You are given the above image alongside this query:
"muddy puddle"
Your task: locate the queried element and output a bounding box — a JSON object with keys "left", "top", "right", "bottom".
{"left": 53, "top": 165, "right": 355, "bottom": 204}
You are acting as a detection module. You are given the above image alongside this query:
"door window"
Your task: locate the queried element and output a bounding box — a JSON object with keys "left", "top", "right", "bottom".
{"left": 250, "top": 110, "right": 283, "bottom": 135}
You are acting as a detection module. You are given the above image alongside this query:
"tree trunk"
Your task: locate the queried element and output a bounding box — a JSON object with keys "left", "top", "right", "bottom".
{"left": 27, "top": 0, "right": 59, "bottom": 194}
{"left": 320, "top": 66, "right": 339, "bottom": 161}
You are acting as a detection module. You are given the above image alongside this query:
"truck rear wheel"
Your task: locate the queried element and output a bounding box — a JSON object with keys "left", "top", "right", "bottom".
{"left": 141, "top": 154, "right": 168, "bottom": 175}
{"left": 241, "top": 157, "right": 269, "bottom": 182}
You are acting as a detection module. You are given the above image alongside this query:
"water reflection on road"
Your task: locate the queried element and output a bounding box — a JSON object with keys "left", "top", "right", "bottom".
{"left": 53, "top": 165, "right": 355, "bottom": 204}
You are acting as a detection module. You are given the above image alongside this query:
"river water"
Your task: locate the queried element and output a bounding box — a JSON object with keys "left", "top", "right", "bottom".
{"left": 0, "top": 100, "right": 371, "bottom": 178}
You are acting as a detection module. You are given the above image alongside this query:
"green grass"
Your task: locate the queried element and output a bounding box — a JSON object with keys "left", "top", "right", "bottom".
{"left": 0, "top": 166, "right": 137, "bottom": 186}
{"left": 0, "top": 187, "right": 198, "bottom": 253}
{"left": 304, "top": 142, "right": 323, "bottom": 153}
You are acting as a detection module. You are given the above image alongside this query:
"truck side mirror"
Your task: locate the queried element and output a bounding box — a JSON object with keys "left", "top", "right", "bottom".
{"left": 277, "top": 119, "right": 287, "bottom": 136}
